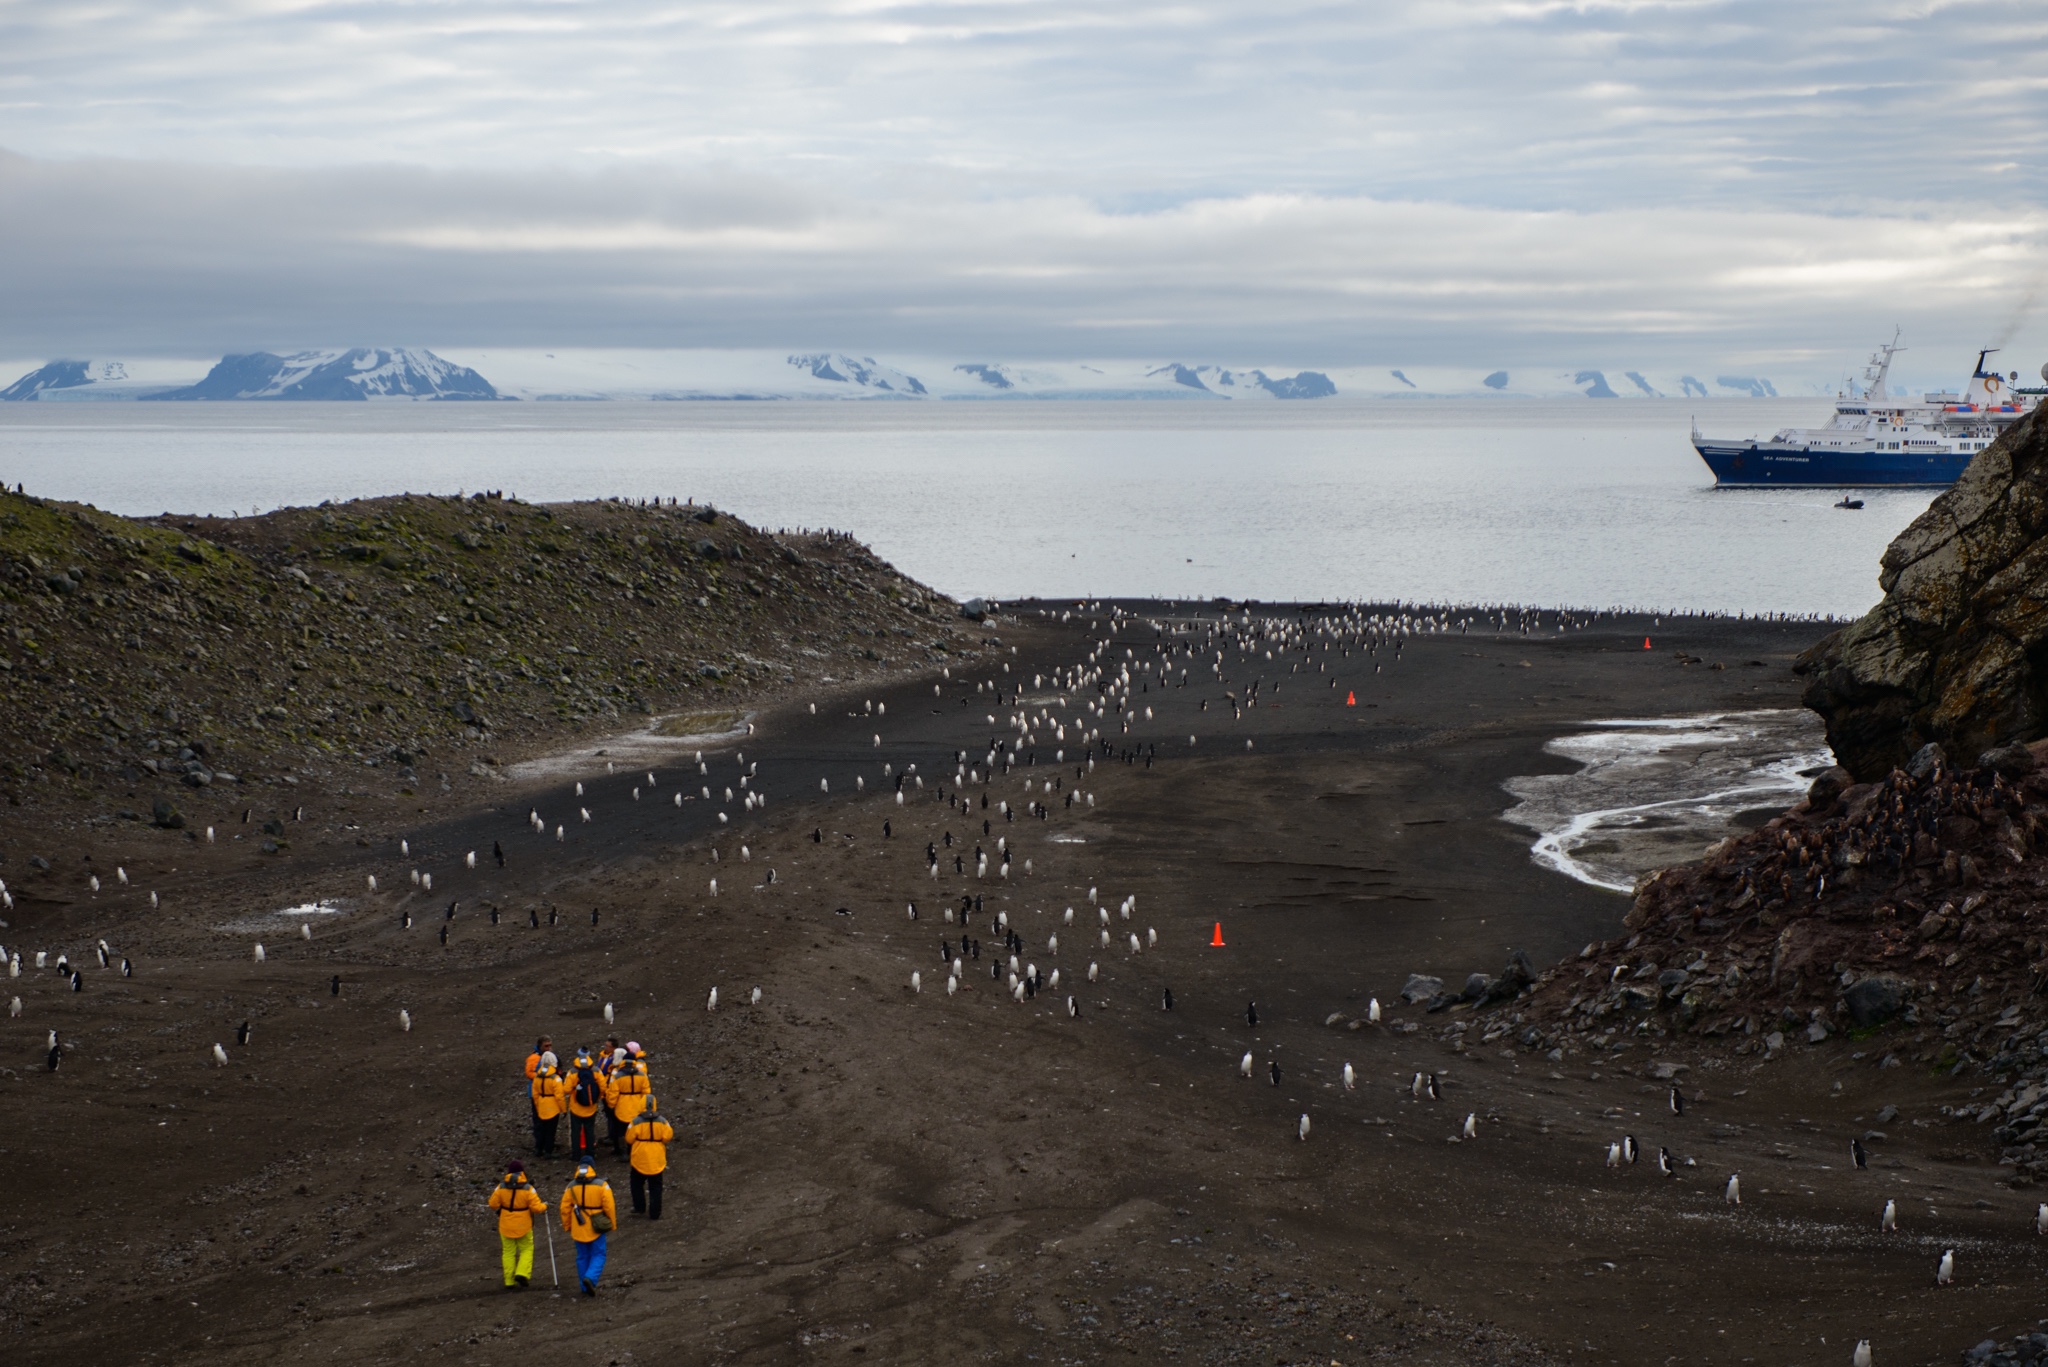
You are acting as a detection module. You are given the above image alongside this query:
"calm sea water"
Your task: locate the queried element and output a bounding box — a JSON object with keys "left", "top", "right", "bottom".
{"left": 0, "top": 399, "right": 1927, "bottom": 616}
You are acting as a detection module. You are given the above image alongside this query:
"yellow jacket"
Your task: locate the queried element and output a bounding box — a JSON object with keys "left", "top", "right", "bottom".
{"left": 607, "top": 1063, "right": 652, "bottom": 1124}
{"left": 488, "top": 1173, "right": 547, "bottom": 1238}
{"left": 565, "top": 1060, "right": 604, "bottom": 1118}
{"left": 560, "top": 1174, "right": 616, "bottom": 1243}
{"left": 625, "top": 1113, "right": 674, "bottom": 1175}
{"left": 530, "top": 1068, "right": 567, "bottom": 1121}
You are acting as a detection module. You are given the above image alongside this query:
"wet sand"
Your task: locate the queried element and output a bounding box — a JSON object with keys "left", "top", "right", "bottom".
{"left": 4, "top": 604, "right": 2037, "bottom": 1366}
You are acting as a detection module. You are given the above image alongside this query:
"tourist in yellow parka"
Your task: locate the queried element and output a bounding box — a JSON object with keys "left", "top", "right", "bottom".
{"left": 606, "top": 1047, "right": 653, "bottom": 1151}
{"left": 624, "top": 1101, "right": 674, "bottom": 1220}
{"left": 487, "top": 1161, "right": 549, "bottom": 1290}
{"left": 529, "top": 1052, "right": 567, "bottom": 1158}
{"left": 560, "top": 1161, "right": 617, "bottom": 1296}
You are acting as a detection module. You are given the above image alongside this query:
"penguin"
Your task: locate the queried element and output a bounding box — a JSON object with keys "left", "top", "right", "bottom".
{"left": 1342, "top": 1062, "right": 1357, "bottom": 1091}
{"left": 1367, "top": 998, "right": 1381, "bottom": 1024}
{"left": 1656, "top": 1146, "right": 1675, "bottom": 1177}
{"left": 1246, "top": 1001, "right": 1259, "bottom": 1029}
{"left": 1624, "top": 1135, "right": 1639, "bottom": 1165}
{"left": 1066, "top": 996, "right": 1078, "bottom": 1018}
{"left": 121, "top": 958, "right": 132, "bottom": 978}
{"left": 1424, "top": 1073, "right": 1440, "bottom": 1102}
{"left": 399, "top": 1009, "right": 412, "bottom": 1032}
{"left": 439, "top": 925, "right": 449, "bottom": 946}
{"left": 1880, "top": 1198, "right": 1897, "bottom": 1232}
{"left": 1411, "top": 1072, "right": 1426, "bottom": 1099}
{"left": 2037, "top": 1202, "right": 2048, "bottom": 1236}
{"left": 1669, "top": 1085, "right": 1684, "bottom": 1117}
{"left": 1935, "top": 1249, "right": 1953, "bottom": 1285}
{"left": 1724, "top": 1173, "right": 1740, "bottom": 1205}
{"left": 47, "top": 1043, "right": 61, "bottom": 1071}
{"left": 494, "top": 840, "right": 505, "bottom": 867}
{"left": 1851, "top": 1137, "right": 1868, "bottom": 1169}
{"left": 1462, "top": 1113, "right": 1478, "bottom": 1140}
{"left": 71, "top": 971, "right": 82, "bottom": 992}
{"left": 402, "top": 911, "right": 412, "bottom": 929}
{"left": 213, "top": 1043, "right": 230, "bottom": 1066}
{"left": 1606, "top": 1142, "right": 1622, "bottom": 1169}
{"left": 235, "top": 1020, "right": 252, "bottom": 1046}
{"left": 529, "top": 908, "right": 540, "bottom": 929}
{"left": 1852, "top": 1341, "right": 1872, "bottom": 1367}
{"left": 1297, "top": 1114, "right": 1311, "bottom": 1141}
{"left": 330, "top": 974, "right": 341, "bottom": 997}
{"left": 96, "top": 944, "right": 108, "bottom": 968}
{"left": 706, "top": 986, "right": 719, "bottom": 1011}
{"left": 1162, "top": 987, "right": 1174, "bottom": 1011}
{"left": 1269, "top": 1061, "right": 1282, "bottom": 1086}
{"left": 1240, "top": 1052, "right": 1254, "bottom": 1078}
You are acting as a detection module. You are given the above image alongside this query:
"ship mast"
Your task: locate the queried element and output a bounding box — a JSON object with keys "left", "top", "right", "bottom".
{"left": 1860, "top": 327, "right": 1904, "bottom": 401}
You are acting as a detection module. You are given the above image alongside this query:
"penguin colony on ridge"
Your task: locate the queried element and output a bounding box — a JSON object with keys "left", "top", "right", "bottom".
{"left": 5, "top": 601, "right": 2015, "bottom": 1358}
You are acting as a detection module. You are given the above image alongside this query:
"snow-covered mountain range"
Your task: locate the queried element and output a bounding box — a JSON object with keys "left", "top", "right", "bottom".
{"left": 0, "top": 348, "right": 1817, "bottom": 402}
{"left": 0, "top": 348, "right": 497, "bottom": 401}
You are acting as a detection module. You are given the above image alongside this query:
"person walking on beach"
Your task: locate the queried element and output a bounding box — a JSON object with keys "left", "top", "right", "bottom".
{"left": 566, "top": 1050, "right": 603, "bottom": 1162}
{"left": 607, "top": 1044, "right": 653, "bottom": 1155}
{"left": 597, "top": 1037, "right": 625, "bottom": 1154}
{"left": 488, "top": 1160, "right": 549, "bottom": 1290}
{"left": 529, "top": 1051, "right": 567, "bottom": 1158}
{"left": 560, "top": 1161, "right": 617, "bottom": 1295}
{"left": 624, "top": 1101, "right": 673, "bottom": 1220}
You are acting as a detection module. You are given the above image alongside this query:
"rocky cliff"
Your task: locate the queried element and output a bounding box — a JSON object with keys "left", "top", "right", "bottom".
{"left": 1799, "top": 404, "right": 2048, "bottom": 780}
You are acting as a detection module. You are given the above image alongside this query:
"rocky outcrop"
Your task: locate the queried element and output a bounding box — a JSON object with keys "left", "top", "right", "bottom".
{"left": 1798, "top": 405, "right": 2048, "bottom": 780}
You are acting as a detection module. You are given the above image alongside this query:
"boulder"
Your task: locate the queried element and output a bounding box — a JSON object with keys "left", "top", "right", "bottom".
{"left": 1805, "top": 765, "right": 1853, "bottom": 807}
{"left": 150, "top": 799, "right": 184, "bottom": 829}
{"left": 1843, "top": 974, "right": 1906, "bottom": 1027}
{"left": 1797, "top": 406, "right": 2048, "bottom": 780}
{"left": 959, "top": 597, "right": 989, "bottom": 623}
{"left": 1906, "top": 742, "right": 1946, "bottom": 781}
{"left": 1980, "top": 741, "right": 2039, "bottom": 778}
{"left": 1460, "top": 972, "right": 1492, "bottom": 1002}
{"left": 1399, "top": 973, "right": 1443, "bottom": 1004}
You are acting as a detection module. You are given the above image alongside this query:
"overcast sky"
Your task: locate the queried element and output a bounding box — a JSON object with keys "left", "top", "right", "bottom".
{"left": 3, "top": 0, "right": 2046, "bottom": 373}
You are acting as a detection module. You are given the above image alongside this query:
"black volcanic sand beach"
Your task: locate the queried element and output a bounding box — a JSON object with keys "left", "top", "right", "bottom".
{"left": 4, "top": 604, "right": 2040, "bottom": 1366}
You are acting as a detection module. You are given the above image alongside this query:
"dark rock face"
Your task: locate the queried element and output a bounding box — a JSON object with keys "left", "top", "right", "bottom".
{"left": 1842, "top": 975, "right": 1905, "bottom": 1028}
{"left": 1799, "top": 406, "right": 2048, "bottom": 781}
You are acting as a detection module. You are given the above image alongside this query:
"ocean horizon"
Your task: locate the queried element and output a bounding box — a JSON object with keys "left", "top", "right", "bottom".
{"left": 0, "top": 396, "right": 1922, "bottom": 617}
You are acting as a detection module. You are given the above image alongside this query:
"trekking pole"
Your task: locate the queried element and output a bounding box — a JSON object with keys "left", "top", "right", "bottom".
{"left": 545, "top": 1219, "right": 560, "bottom": 1288}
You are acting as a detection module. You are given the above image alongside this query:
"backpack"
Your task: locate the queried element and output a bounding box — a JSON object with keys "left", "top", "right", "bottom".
{"left": 573, "top": 1066, "right": 599, "bottom": 1108}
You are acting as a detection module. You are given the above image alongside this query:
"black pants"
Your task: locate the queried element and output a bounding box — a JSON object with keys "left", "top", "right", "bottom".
{"left": 532, "top": 1113, "right": 559, "bottom": 1157}
{"left": 630, "top": 1170, "right": 663, "bottom": 1219}
{"left": 570, "top": 1112, "right": 596, "bottom": 1160}
{"left": 605, "top": 1108, "right": 624, "bottom": 1153}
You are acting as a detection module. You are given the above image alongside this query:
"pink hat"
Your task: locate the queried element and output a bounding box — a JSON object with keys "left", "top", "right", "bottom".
{"left": 625, "top": 1041, "right": 641, "bottom": 1054}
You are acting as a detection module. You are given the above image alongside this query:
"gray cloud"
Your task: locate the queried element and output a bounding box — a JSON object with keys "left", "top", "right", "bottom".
{"left": 4, "top": 1, "right": 2047, "bottom": 366}
{"left": 2, "top": 149, "right": 2041, "bottom": 371}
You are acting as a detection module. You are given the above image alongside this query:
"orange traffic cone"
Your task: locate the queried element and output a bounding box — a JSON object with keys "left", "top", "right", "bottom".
{"left": 1345, "top": 691, "right": 1356, "bottom": 706}
{"left": 1210, "top": 922, "right": 1226, "bottom": 947}
{"left": 1643, "top": 637, "right": 1652, "bottom": 650}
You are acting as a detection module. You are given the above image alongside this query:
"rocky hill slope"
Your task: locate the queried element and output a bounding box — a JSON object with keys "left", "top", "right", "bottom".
{"left": 1798, "top": 403, "right": 2048, "bottom": 779}
{"left": 1485, "top": 742, "right": 2048, "bottom": 1179}
{"left": 0, "top": 489, "right": 981, "bottom": 822}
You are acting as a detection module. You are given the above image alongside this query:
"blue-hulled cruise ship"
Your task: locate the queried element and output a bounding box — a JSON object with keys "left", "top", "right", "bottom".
{"left": 1693, "top": 337, "right": 2041, "bottom": 487}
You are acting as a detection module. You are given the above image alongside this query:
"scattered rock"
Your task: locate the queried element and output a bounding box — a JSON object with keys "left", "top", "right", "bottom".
{"left": 1842, "top": 975, "right": 1906, "bottom": 1028}
{"left": 150, "top": 799, "right": 184, "bottom": 829}
{"left": 1400, "top": 973, "right": 1444, "bottom": 1005}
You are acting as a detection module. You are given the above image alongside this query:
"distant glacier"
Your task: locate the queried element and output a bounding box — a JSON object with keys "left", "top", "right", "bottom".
{"left": 0, "top": 348, "right": 1814, "bottom": 402}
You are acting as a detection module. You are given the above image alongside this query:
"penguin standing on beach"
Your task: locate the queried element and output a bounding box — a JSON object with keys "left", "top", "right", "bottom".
{"left": 1245, "top": 1001, "right": 1259, "bottom": 1029}
{"left": 1669, "top": 1085, "right": 1684, "bottom": 1117}
{"left": 1851, "top": 1137, "right": 1868, "bottom": 1169}
{"left": 1623, "top": 1135, "right": 1639, "bottom": 1165}
{"left": 1424, "top": 1073, "right": 1440, "bottom": 1102}
{"left": 1657, "top": 1146, "right": 1675, "bottom": 1177}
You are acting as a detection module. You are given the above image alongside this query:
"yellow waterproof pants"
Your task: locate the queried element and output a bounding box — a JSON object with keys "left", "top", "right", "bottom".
{"left": 500, "top": 1232, "right": 534, "bottom": 1285}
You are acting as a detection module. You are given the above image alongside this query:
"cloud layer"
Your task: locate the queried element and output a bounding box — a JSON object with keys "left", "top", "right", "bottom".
{"left": 4, "top": 2, "right": 2046, "bottom": 366}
